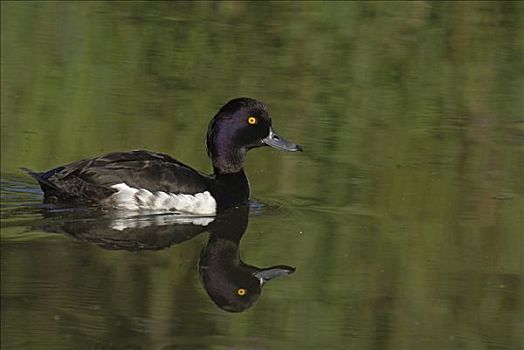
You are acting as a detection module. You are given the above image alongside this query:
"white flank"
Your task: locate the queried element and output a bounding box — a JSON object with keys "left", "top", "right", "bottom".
{"left": 110, "top": 183, "right": 217, "bottom": 215}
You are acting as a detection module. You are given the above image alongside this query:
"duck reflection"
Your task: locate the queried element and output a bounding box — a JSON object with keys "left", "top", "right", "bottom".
{"left": 51, "top": 209, "right": 213, "bottom": 250}
{"left": 40, "top": 204, "right": 295, "bottom": 312}
{"left": 199, "top": 205, "right": 295, "bottom": 312}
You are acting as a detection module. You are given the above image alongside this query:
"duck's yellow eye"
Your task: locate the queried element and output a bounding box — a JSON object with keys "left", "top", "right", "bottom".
{"left": 247, "top": 116, "right": 257, "bottom": 125}
{"left": 237, "top": 288, "right": 247, "bottom": 296}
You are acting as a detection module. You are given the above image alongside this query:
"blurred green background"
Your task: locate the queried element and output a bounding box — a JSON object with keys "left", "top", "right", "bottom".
{"left": 1, "top": 2, "right": 523, "bottom": 349}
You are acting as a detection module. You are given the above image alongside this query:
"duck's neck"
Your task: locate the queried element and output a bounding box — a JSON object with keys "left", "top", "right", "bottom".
{"left": 212, "top": 168, "right": 250, "bottom": 210}
{"left": 211, "top": 146, "right": 246, "bottom": 174}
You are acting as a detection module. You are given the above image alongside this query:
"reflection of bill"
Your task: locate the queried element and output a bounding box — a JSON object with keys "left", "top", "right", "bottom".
{"left": 38, "top": 204, "right": 295, "bottom": 312}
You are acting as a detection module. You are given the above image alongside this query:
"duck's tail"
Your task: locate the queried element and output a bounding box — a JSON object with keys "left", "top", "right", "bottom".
{"left": 21, "top": 166, "right": 63, "bottom": 193}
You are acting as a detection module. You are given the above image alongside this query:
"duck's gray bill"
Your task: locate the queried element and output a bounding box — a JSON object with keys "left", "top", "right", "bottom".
{"left": 254, "top": 265, "right": 296, "bottom": 286}
{"left": 262, "top": 128, "right": 303, "bottom": 152}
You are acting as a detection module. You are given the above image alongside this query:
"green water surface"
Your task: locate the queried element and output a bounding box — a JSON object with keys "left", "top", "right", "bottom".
{"left": 1, "top": 2, "right": 523, "bottom": 350}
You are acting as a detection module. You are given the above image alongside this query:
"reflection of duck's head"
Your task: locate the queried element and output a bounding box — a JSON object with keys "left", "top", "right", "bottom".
{"left": 199, "top": 206, "right": 295, "bottom": 312}
{"left": 200, "top": 260, "right": 262, "bottom": 313}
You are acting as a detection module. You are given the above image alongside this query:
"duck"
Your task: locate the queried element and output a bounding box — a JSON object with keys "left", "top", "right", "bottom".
{"left": 26, "top": 97, "right": 302, "bottom": 215}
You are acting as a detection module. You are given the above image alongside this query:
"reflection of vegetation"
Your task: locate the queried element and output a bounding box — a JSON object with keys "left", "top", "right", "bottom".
{"left": 1, "top": 2, "right": 523, "bottom": 349}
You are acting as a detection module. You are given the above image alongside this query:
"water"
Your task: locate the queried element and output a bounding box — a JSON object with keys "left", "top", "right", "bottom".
{"left": 1, "top": 2, "right": 523, "bottom": 350}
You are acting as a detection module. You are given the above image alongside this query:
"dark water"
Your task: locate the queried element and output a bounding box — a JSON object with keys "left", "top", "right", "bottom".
{"left": 1, "top": 2, "right": 523, "bottom": 350}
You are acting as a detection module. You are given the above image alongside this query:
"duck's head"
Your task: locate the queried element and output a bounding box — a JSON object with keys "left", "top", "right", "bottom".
{"left": 207, "top": 97, "right": 302, "bottom": 174}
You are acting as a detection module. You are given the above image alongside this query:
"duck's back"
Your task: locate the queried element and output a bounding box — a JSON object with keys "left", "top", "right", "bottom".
{"left": 30, "top": 150, "right": 210, "bottom": 205}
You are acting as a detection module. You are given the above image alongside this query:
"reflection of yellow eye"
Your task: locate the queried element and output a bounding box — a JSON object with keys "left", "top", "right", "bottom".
{"left": 247, "top": 116, "right": 257, "bottom": 125}
{"left": 237, "top": 288, "right": 247, "bottom": 296}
